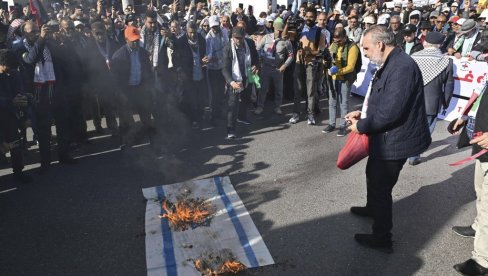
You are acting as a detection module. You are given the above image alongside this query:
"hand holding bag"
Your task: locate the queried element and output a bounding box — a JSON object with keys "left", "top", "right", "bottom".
{"left": 337, "top": 132, "right": 369, "bottom": 170}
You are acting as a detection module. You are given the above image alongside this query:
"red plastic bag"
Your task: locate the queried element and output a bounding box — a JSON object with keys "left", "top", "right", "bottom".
{"left": 337, "top": 132, "right": 369, "bottom": 170}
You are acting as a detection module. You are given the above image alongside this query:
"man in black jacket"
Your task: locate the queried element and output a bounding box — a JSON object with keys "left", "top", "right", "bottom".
{"left": 112, "top": 25, "right": 154, "bottom": 148}
{"left": 346, "top": 25, "right": 431, "bottom": 252}
{"left": 0, "top": 49, "right": 31, "bottom": 183}
{"left": 221, "top": 27, "right": 258, "bottom": 139}
{"left": 17, "top": 21, "right": 77, "bottom": 173}
{"left": 400, "top": 24, "right": 424, "bottom": 55}
{"left": 174, "top": 22, "right": 207, "bottom": 126}
{"left": 83, "top": 22, "right": 119, "bottom": 136}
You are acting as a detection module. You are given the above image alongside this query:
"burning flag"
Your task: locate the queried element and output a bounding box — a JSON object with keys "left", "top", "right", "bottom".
{"left": 193, "top": 249, "right": 247, "bottom": 275}
{"left": 159, "top": 197, "right": 214, "bottom": 231}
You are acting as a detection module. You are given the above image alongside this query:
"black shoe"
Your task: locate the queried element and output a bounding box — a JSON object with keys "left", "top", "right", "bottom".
{"left": 409, "top": 158, "right": 421, "bottom": 166}
{"left": 354, "top": 233, "right": 393, "bottom": 253}
{"left": 13, "top": 172, "right": 32, "bottom": 184}
{"left": 454, "top": 259, "right": 488, "bottom": 275}
{"left": 321, "top": 125, "right": 336, "bottom": 133}
{"left": 59, "top": 157, "right": 78, "bottom": 165}
{"left": 350, "top": 206, "right": 373, "bottom": 217}
{"left": 337, "top": 127, "right": 348, "bottom": 137}
{"left": 452, "top": 226, "right": 476, "bottom": 238}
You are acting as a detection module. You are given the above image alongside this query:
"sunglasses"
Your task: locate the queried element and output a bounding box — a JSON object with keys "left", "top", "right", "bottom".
{"left": 436, "top": 20, "right": 446, "bottom": 23}
{"left": 202, "top": 25, "right": 209, "bottom": 27}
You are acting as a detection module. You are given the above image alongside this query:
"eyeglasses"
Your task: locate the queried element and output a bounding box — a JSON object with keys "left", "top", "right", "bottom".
{"left": 436, "top": 20, "right": 446, "bottom": 23}
{"left": 202, "top": 25, "right": 209, "bottom": 27}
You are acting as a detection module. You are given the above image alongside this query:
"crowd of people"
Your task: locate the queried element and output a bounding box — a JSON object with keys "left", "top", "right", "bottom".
{"left": 0, "top": 0, "right": 488, "bottom": 274}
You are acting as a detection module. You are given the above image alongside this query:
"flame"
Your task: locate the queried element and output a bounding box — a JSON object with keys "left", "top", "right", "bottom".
{"left": 160, "top": 199, "right": 212, "bottom": 231}
{"left": 221, "top": 260, "right": 246, "bottom": 273}
{"left": 193, "top": 258, "right": 246, "bottom": 275}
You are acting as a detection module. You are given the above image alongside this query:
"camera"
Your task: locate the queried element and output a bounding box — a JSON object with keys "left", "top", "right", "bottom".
{"left": 287, "top": 16, "right": 304, "bottom": 31}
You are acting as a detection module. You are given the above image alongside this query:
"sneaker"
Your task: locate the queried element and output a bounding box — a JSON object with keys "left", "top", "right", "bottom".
{"left": 254, "top": 107, "right": 263, "bottom": 115}
{"left": 337, "top": 127, "right": 348, "bottom": 137}
{"left": 307, "top": 115, "right": 315, "bottom": 125}
{"left": 274, "top": 107, "right": 282, "bottom": 115}
{"left": 289, "top": 113, "right": 299, "bottom": 124}
{"left": 236, "top": 118, "right": 251, "bottom": 125}
{"left": 321, "top": 125, "right": 336, "bottom": 133}
{"left": 227, "top": 132, "right": 236, "bottom": 139}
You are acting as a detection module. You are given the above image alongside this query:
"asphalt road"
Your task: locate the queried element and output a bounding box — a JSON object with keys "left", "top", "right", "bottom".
{"left": 0, "top": 95, "right": 477, "bottom": 276}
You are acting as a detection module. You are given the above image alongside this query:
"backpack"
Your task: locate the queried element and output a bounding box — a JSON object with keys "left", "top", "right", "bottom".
{"left": 351, "top": 41, "right": 362, "bottom": 74}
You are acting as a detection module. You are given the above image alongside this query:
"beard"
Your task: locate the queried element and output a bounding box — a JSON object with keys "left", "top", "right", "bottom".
{"left": 306, "top": 20, "right": 315, "bottom": 27}
{"left": 368, "top": 52, "right": 384, "bottom": 66}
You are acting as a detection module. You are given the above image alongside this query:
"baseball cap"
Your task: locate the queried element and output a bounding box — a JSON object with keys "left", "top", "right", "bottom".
{"left": 124, "top": 25, "right": 141, "bottom": 41}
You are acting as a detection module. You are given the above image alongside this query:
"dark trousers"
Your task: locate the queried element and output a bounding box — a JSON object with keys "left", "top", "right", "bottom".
{"left": 365, "top": 157, "right": 406, "bottom": 240}
{"left": 0, "top": 110, "right": 23, "bottom": 174}
{"left": 69, "top": 89, "right": 88, "bottom": 142}
{"left": 293, "top": 63, "right": 318, "bottom": 115}
{"left": 226, "top": 85, "right": 252, "bottom": 131}
{"left": 86, "top": 88, "right": 118, "bottom": 133}
{"left": 34, "top": 84, "right": 71, "bottom": 167}
{"left": 208, "top": 69, "right": 226, "bottom": 120}
{"left": 183, "top": 79, "right": 205, "bottom": 123}
{"left": 119, "top": 85, "right": 154, "bottom": 143}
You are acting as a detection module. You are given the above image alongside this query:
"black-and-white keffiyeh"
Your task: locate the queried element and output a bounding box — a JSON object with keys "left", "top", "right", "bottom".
{"left": 411, "top": 48, "right": 450, "bottom": 86}
{"left": 23, "top": 38, "right": 56, "bottom": 83}
{"left": 140, "top": 26, "right": 160, "bottom": 68}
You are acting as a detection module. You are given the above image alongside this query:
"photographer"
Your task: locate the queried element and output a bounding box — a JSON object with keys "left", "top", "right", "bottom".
{"left": 16, "top": 21, "right": 77, "bottom": 174}
{"left": 289, "top": 7, "right": 327, "bottom": 125}
{"left": 0, "top": 49, "right": 31, "bottom": 183}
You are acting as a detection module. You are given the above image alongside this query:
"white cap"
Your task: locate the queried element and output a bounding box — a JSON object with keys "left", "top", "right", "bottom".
{"left": 442, "top": 6, "right": 450, "bottom": 12}
{"left": 456, "top": 18, "right": 466, "bottom": 25}
{"left": 451, "top": 2, "right": 458, "bottom": 7}
{"left": 363, "top": 16, "right": 376, "bottom": 24}
{"left": 479, "top": 9, "right": 488, "bottom": 19}
{"left": 209, "top": 15, "right": 219, "bottom": 27}
{"left": 266, "top": 16, "right": 274, "bottom": 22}
{"left": 74, "top": 20, "right": 84, "bottom": 27}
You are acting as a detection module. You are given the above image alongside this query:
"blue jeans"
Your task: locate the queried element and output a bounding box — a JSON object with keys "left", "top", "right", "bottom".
{"left": 328, "top": 80, "right": 351, "bottom": 127}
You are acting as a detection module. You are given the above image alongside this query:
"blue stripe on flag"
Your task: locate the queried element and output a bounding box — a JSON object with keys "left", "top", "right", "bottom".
{"left": 156, "top": 186, "right": 178, "bottom": 276}
{"left": 213, "top": 177, "right": 259, "bottom": 267}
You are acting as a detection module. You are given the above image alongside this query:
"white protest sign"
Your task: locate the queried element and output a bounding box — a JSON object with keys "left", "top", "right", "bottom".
{"left": 351, "top": 56, "right": 488, "bottom": 122}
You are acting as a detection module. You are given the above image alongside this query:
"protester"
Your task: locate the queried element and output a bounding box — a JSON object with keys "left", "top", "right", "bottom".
{"left": 346, "top": 25, "right": 431, "bottom": 252}
{"left": 289, "top": 7, "right": 327, "bottom": 125}
{"left": 401, "top": 24, "right": 424, "bottom": 55}
{"left": 323, "top": 28, "right": 360, "bottom": 137}
{"left": 17, "top": 21, "right": 77, "bottom": 174}
{"left": 112, "top": 25, "right": 155, "bottom": 148}
{"left": 254, "top": 20, "right": 293, "bottom": 116}
{"left": 451, "top": 74, "right": 488, "bottom": 276}
{"left": 221, "top": 26, "right": 258, "bottom": 139}
{"left": 174, "top": 22, "right": 207, "bottom": 127}
{"left": 0, "top": 49, "right": 31, "bottom": 183}
{"left": 408, "top": 32, "right": 454, "bottom": 165}
{"left": 206, "top": 15, "right": 229, "bottom": 125}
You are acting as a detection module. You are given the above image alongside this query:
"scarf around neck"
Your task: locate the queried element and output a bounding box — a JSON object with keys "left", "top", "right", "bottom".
{"left": 411, "top": 47, "right": 449, "bottom": 85}
{"left": 140, "top": 26, "right": 160, "bottom": 68}
{"left": 231, "top": 38, "right": 251, "bottom": 92}
{"left": 23, "top": 39, "right": 56, "bottom": 84}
